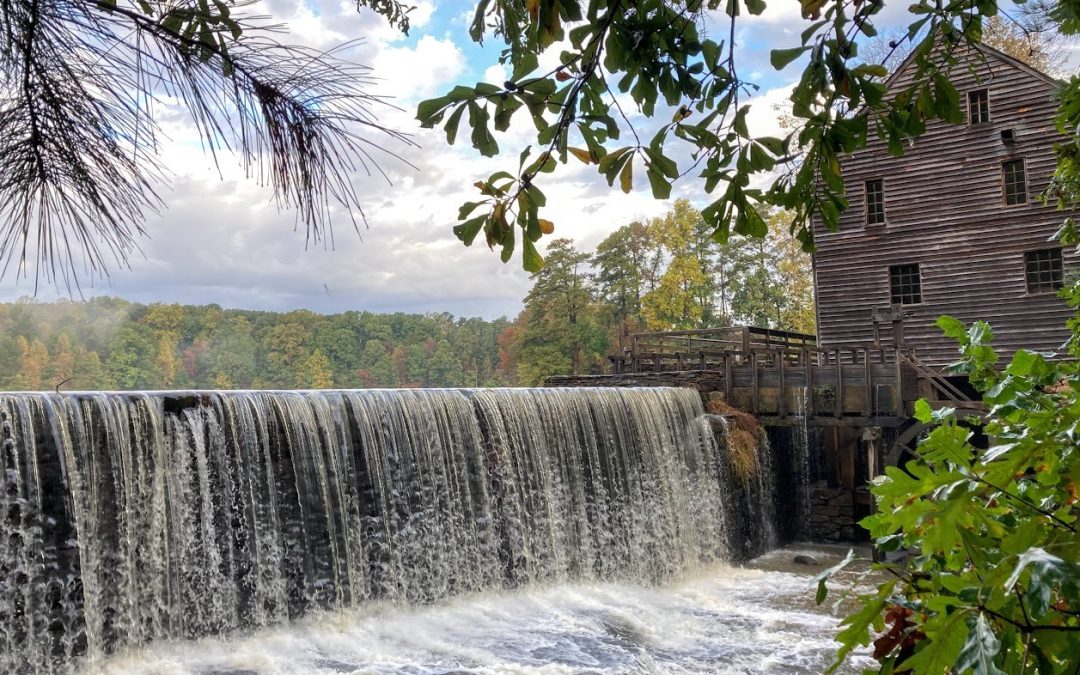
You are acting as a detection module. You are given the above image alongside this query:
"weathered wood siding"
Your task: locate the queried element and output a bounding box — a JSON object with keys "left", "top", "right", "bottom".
{"left": 812, "top": 45, "right": 1079, "bottom": 368}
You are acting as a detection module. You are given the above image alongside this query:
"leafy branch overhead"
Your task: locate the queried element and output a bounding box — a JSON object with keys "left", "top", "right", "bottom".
{"left": 417, "top": 0, "right": 1080, "bottom": 270}
{"left": 0, "top": 0, "right": 413, "bottom": 288}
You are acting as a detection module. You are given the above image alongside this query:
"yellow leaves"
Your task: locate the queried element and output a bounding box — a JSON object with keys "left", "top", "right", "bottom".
{"left": 568, "top": 147, "right": 593, "bottom": 164}
{"left": 539, "top": 218, "right": 554, "bottom": 235}
{"left": 800, "top": 0, "right": 825, "bottom": 19}
{"left": 672, "top": 106, "right": 692, "bottom": 123}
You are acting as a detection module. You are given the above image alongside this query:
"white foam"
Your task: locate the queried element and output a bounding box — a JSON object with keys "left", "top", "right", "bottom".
{"left": 85, "top": 563, "right": 873, "bottom": 675}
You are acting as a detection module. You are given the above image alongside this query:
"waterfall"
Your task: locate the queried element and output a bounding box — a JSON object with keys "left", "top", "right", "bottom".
{"left": 0, "top": 387, "right": 776, "bottom": 672}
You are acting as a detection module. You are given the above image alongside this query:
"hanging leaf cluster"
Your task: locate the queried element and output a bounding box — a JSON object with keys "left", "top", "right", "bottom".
{"left": 417, "top": 0, "right": 1067, "bottom": 269}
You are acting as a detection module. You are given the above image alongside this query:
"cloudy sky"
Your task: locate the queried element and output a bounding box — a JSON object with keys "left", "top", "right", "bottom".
{"left": 0, "top": 0, "right": 1019, "bottom": 318}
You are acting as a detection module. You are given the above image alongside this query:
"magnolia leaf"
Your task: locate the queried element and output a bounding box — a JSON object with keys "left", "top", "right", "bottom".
{"left": 453, "top": 214, "right": 487, "bottom": 246}
{"left": 744, "top": 0, "right": 766, "bottom": 15}
{"left": 619, "top": 156, "right": 633, "bottom": 193}
{"left": 647, "top": 167, "right": 671, "bottom": 199}
{"left": 444, "top": 105, "right": 466, "bottom": 144}
{"left": 522, "top": 237, "right": 544, "bottom": 272}
{"left": 568, "top": 147, "right": 593, "bottom": 164}
{"left": 770, "top": 46, "right": 810, "bottom": 70}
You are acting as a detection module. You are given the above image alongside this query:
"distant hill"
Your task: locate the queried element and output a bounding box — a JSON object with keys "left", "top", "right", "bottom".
{"left": 0, "top": 297, "right": 513, "bottom": 391}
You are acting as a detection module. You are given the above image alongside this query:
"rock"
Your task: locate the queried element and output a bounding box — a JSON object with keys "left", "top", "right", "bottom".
{"left": 793, "top": 554, "right": 820, "bottom": 566}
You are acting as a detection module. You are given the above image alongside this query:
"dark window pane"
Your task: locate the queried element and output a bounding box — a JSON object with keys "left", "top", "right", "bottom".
{"left": 968, "top": 89, "right": 989, "bottom": 124}
{"left": 1003, "top": 159, "right": 1027, "bottom": 205}
{"left": 865, "top": 179, "right": 885, "bottom": 225}
{"left": 1024, "top": 248, "right": 1064, "bottom": 293}
{"left": 889, "top": 263, "right": 922, "bottom": 305}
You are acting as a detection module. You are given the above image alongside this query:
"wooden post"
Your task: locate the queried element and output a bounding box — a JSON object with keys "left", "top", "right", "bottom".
{"left": 863, "top": 348, "right": 873, "bottom": 417}
{"left": 751, "top": 351, "right": 759, "bottom": 414}
{"left": 895, "top": 349, "right": 906, "bottom": 417}
{"left": 724, "top": 352, "right": 733, "bottom": 404}
{"left": 805, "top": 347, "right": 815, "bottom": 417}
{"left": 778, "top": 348, "right": 787, "bottom": 417}
{"left": 741, "top": 327, "right": 751, "bottom": 354}
{"left": 834, "top": 349, "right": 843, "bottom": 417}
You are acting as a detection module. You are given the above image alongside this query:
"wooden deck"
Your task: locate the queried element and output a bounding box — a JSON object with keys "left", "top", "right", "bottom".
{"left": 552, "top": 327, "right": 978, "bottom": 426}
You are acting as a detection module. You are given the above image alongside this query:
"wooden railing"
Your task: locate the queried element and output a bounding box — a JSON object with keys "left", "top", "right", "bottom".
{"left": 897, "top": 350, "right": 982, "bottom": 410}
{"left": 611, "top": 327, "right": 915, "bottom": 419}
{"left": 619, "top": 326, "right": 817, "bottom": 373}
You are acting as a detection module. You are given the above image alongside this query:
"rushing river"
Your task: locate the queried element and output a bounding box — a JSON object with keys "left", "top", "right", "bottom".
{"left": 87, "top": 547, "right": 873, "bottom": 674}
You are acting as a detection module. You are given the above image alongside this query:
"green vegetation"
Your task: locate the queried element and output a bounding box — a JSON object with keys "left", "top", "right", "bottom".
{"left": 819, "top": 301, "right": 1080, "bottom": 671}
{"left": 498, "top": 198, "right": 815, "bottom": 384}
{"left": 0, "top": 298, "right": 511, "bottom": 390}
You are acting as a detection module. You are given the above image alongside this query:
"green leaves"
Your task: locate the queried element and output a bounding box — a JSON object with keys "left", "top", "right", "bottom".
{"left": 416, "top": 0, "right": 1078, "bottom": 278}
{"left": 898, "top": 609, "right": 970, "bottom": 673}
{"left": 812, "top": 548, "right": 854, "bottom": 604}
{"left": 831, "top": 308, "right": 1080, "bottom": 672}
{"left": 770, "top": 46, "right": 810, "bottom": 70}
{"left": 1005, "top": 548, "right": 1080, "bottom": 618}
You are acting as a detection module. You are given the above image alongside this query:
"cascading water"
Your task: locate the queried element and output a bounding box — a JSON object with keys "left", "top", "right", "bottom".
{"left": 0, "top": 387, "right": 780, "bottom": 673}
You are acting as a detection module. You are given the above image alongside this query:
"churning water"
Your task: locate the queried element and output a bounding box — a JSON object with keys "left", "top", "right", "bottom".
{"left": 0, "top": 387, "right": 841, "bottom": 673}
{"left": 89, "top": 556, "right": 870, "bottom": 674}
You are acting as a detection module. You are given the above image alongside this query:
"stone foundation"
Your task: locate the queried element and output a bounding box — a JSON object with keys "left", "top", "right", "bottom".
{"left": 807, "top": 481, "right": 858, "bottom": 542}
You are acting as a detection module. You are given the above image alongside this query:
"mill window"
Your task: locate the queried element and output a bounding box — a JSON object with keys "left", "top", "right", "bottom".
{"left": 968, "top": 89, "right": 990, "bottom": 124}
{"left": 1025, "top": 248, "right": 1064, "bottom": 294}
{"left": 1002, "top": 159, "right": 1027, "bottom": 205}
{"left": 889, "top": 263, "right": 922, "bottom": 305}
{"left": 865, "top": 179, "right": 886, "bottom": 225}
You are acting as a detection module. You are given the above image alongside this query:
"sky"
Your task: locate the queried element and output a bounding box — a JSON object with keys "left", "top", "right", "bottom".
{"left": 0, "top": 0, "right": 1061, "bottom": 318}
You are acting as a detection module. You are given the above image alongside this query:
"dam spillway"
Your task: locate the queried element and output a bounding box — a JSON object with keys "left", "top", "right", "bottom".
{"left": 0, "top": 387, "right": 784, "bottom": 672}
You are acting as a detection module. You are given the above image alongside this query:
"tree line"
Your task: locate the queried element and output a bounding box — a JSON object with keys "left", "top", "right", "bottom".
{"left": 500, "top": 199, "right": 815, "bottom": 385}
{"left": 0, "top": 297, "right": 512, "bottom": 391}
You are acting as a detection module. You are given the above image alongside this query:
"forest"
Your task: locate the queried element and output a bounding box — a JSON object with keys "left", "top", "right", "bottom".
{"left": 1, "top": 200, "right": 812, "bottom": 391}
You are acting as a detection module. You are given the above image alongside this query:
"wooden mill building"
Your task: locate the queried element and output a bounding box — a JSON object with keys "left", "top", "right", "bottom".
{"left": 812, "top": 42, "right": 1079, "bottom": 368}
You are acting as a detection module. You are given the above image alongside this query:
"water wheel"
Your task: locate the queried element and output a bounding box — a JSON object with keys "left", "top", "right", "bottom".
{"left": 884, "top": 407, "right": 987, "bottom": 468}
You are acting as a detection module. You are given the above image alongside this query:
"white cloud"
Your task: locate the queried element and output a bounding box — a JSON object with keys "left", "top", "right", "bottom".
{"left": 372, "top": 35, "right": 466, "bottom": 101}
